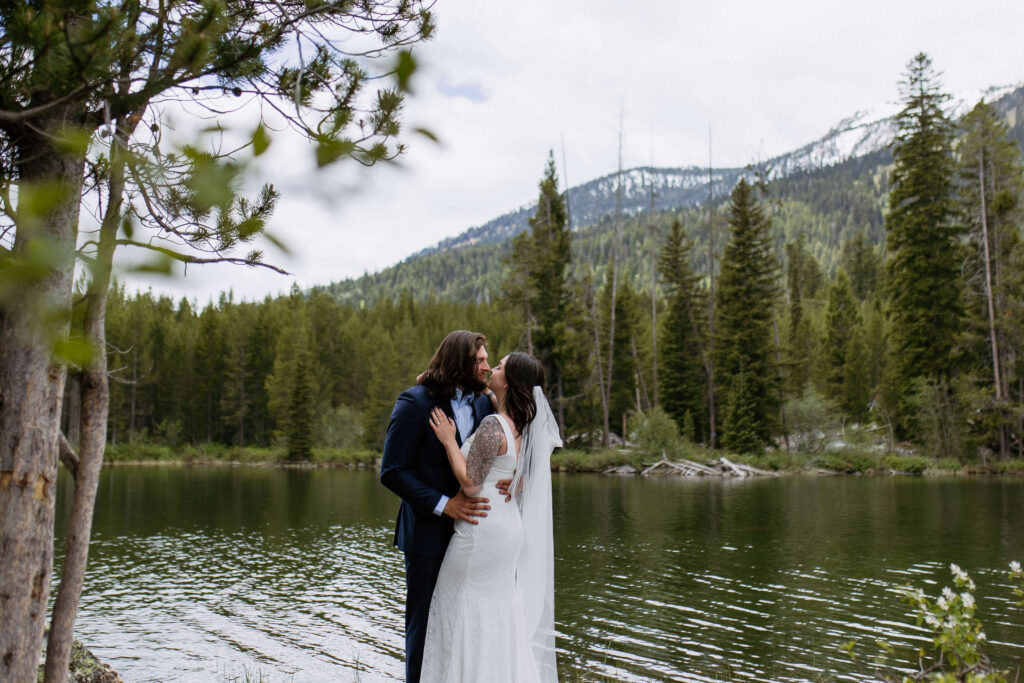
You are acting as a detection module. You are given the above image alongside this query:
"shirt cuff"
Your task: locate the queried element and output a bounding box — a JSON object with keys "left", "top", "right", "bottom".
{"left": 433, "top": 494, "right": 449, "bottom": 517}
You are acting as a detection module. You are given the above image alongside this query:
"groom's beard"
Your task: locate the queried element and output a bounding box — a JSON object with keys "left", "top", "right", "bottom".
{"left": 462, "top": 375, "right": 488, "bottom": 395}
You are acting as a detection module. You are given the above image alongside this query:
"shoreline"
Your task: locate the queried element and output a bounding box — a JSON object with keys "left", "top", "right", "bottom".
{"left": 97, "top": 445, "right": 1024, "bottom": 477}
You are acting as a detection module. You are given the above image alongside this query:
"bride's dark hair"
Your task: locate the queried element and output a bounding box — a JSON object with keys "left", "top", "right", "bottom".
{"left": 504, "top": 352, "right": 545, "bottom": 435}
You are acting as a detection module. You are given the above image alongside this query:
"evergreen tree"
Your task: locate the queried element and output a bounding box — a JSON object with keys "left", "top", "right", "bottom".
{"left": 956, "top": 99, "right": 1024, "bottom": 456}
{"left": 723, "top": 371, "right": 761, "bottom": 454}
{"left": 503, "top": 152, "right": 577, "bottom": 433}
{"left": 194, "top": 305, "right": 227, "bottom": 443}
{"left": 657, "top": 219, "right": 709, "bottom": 443}
{"left": 715, "top": 179, "right": 781, "bottom": 448}
{"left": 285, "top": 334, "right": 317, "bottom": 461}
{"left": 884, "top": 53, "right": 964, "bottom": 431}
{"left": 865, "top": 297, "right": 888, "bottom": 402}
{"left": 843, "top": 322, "right": 873, "bottom": 423}
{"left": 821, "top": 271, "right": 870, "bottom": 420}
{"left": 784, "top": 236, "right": 816, "bottom": 396}
{"left": 840, "top": 227, "right": 882, "bottom": 302}
{"left": 220, "top": 302, "right": 256, "bottom": 446}
{"left": 266, "top": 290, "right": 319, "bottom": 460}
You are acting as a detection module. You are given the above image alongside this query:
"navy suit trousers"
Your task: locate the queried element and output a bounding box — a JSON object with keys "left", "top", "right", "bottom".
{"left": 404, "top": 552, "right": 445, "bottom": 683}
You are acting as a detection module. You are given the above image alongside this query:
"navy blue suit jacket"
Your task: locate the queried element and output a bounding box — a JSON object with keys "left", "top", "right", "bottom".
{"left": 380, "top": 384, "right": 494, "bottom": 556}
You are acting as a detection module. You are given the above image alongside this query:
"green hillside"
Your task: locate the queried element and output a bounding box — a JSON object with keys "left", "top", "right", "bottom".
{"left": 319, "top": 148, "right": 891, "bottom": 306}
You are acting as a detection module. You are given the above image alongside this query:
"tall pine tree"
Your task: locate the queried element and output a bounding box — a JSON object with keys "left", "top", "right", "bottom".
{"left": 784, "top": 236, "right": 818, "bottom": 397}
{"left": 658, "top": 219, "right": 709, "bottom": 443}
{"left": 884, "top": 53, "right": 964, "bottom": 431}
{"left": 821, "top": 271, "right": 871, "bottom": 421}
{"left": 503, "top": 152, "right": 577, "bottom": 434}
{"left": 715, "top": 179, "right": 781, "bottom": 451}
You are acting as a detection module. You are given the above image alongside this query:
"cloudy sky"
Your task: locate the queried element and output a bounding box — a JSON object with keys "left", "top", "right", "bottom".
{"left": 126, "top": 0, "right": 1024, "bottom": 303}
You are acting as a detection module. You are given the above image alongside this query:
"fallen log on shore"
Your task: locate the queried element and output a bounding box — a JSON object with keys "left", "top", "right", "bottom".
{"left": 634, "top": 457, "right": 777, "bottom": 478}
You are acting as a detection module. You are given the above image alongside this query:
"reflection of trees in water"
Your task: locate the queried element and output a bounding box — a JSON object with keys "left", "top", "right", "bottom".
{"left": 57, "top": 470, "right": 1024, "bottom": 680}
{"left": 551, "top": 474, "right": 1024, "bottom": 679}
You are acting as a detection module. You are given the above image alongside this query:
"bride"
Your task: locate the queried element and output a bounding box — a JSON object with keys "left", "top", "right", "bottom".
{"left": 420, "top": 351, "right": 560, "bottom": 683}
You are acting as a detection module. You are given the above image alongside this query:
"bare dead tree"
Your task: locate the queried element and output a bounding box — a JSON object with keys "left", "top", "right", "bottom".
{"left": 706, "top": 123, "right": 717, "bottom": 450}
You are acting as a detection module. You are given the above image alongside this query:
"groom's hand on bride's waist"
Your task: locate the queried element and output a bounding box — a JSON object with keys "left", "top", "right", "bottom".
{"left": 443, "top": 490, "right": 490, "bottom": 524}
{"left": 495, "top": 479, "right": 513, "bottom": 502}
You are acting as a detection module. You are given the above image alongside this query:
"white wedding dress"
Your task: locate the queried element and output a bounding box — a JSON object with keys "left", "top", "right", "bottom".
{"left": 420, "top": 414, "right": 541, "bottom": 683}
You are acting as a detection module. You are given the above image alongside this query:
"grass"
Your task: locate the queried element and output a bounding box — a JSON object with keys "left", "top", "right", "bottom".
{"left": 103, "top": 438, "right": 1024, "bottom": 476}
{"left": 104, "top": 441, "right": 378, "bottom": 468}
{"left": 551, "top": 447, "right": 644, "bottom": 472}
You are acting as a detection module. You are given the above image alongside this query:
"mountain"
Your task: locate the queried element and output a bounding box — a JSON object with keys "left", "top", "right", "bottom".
{"left": 412, "top": 105, "right": 901, "bottom": 259}
{"left": 320, "top": 84, "right": 1024, "bottom": 306}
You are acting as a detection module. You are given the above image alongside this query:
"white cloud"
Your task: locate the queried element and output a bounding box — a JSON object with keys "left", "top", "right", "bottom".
{"left": 120, "top": 0, "right": 1024, "bottom": 302}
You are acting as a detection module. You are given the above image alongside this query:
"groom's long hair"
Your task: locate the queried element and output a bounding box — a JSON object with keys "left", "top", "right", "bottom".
{"left": 418, "top": 330, "right": 488, "bottom": 401}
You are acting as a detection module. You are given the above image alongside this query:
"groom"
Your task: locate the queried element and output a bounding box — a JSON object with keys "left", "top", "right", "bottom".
{"left": 380, "top": 330, "right": 495, "bottom": 682}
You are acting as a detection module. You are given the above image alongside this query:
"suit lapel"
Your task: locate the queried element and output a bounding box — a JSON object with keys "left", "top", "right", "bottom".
{"left": 437, "top": 399, "right": 462, "bottom": 447}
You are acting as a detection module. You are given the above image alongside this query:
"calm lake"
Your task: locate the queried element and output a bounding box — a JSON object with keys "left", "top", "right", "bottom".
{"left": 54, "top": 467, "right": 1024, "bottom": 682}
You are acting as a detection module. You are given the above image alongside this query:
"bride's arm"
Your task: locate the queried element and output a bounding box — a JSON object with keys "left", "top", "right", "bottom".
{"left": 428, "top": 411, "right": 504, "bottom": 496}
{"left": 464, "top": 418, "right": 505, "bottom": 496}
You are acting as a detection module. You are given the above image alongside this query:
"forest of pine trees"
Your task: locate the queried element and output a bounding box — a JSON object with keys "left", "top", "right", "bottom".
{"left": 84, "top": 54, "right": 1024, "bottom": 461}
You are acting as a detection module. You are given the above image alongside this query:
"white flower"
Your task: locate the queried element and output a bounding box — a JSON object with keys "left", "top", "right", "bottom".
{"left": 937, "top": 596, "right": 949, "bottom": 610}
{"left": 950, "top": 563, "right": 969, "bottom": 583}
{"left": 925, "top": 614, "right": 942, "bottom": 628}
{"left": 942, "top": 586, "right": 955, "bottom": 601}
{"left": 1011, "top": 561, "right": 1022, "bottom": 573}
{"left": 978, "top": 631, "right": 987, "bottom": 642}
{"left": 961, "top": 593, "right": 975, "bottom": 609}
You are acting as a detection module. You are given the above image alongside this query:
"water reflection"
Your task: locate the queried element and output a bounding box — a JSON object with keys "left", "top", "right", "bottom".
{"left": 55, "top": 468, "right": 1024, "bottom": 681}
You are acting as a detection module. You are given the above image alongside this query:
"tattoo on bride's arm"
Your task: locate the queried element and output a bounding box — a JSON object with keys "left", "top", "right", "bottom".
{"left": 466, "top": 418, "right": 503, "bottom": 487}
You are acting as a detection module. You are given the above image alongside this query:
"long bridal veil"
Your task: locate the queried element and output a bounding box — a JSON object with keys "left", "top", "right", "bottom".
{"left": 509, "top": 385, "right": 561, "bottom": 682}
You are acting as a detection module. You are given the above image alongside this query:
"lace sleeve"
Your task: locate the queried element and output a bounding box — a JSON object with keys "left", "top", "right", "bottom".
{"left": 466, "top": 416, "right": 505, "bottom": 488}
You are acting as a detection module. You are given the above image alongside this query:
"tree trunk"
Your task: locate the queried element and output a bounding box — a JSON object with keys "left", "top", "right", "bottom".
{"left": 556, "top": 373, "right": 565, "bottom": 440}
{"left": 129, "top": 332, "right": 137, "bottom": 438}
{"left": 590, "top": 281, "right": 610, "bottom": 447}
{"left": 629, "top": 334, "right": 650, "bottom": 412}
{"left": 649, "top": 180, "right": 658, "bottom": 407}
{"left": 0, "top": 120, "right": 85, "bottom": 682}
{"left": 977, "top": 154, "right": 1008, "bottom": 458}
{"left": 706, "top": 127, "right": 717, "bottom": 450}
{"left": 603, "top": 110, "right": 624, "bottom": 445}
{"left": 772, "top": 308, "right": 789, "bottom": 452}
{"left": 44, "top": 122, "right": 126, "bottom": 681}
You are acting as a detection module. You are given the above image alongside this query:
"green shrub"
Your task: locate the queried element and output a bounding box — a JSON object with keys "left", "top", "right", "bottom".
{"left": 730, "top": 450, "right": 801, "bottom": 472}
{"left": 933, "top": 457, "right": 963, "bottom": 472}
{"left": 105, "top": 441, "right": 175, "bottom": 462}
{"left": 984, "top": 458, "right": 1024, "bottom": 476}
{"left": 881, "top": 454, "right": 930, "bottom": 475}
{"left": 627, "top": 407, "right": 683, "bottom": 460}
{"left": 314, "top": 405, "right": 364, "bottom": 449}
{"left": 785, "top": 389, "right": 842, "bottom": 443}
{"left": 908, "top": 377, "right": 970, "bottom": 462}
{"left": 818, "top": 450, "right": 878, "bottom": 473}
{"left": 551, "top": 448, "right": 639, "bottom": 472}
{"left": 179, "top": 443, "right": 229, "bottom": 461}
